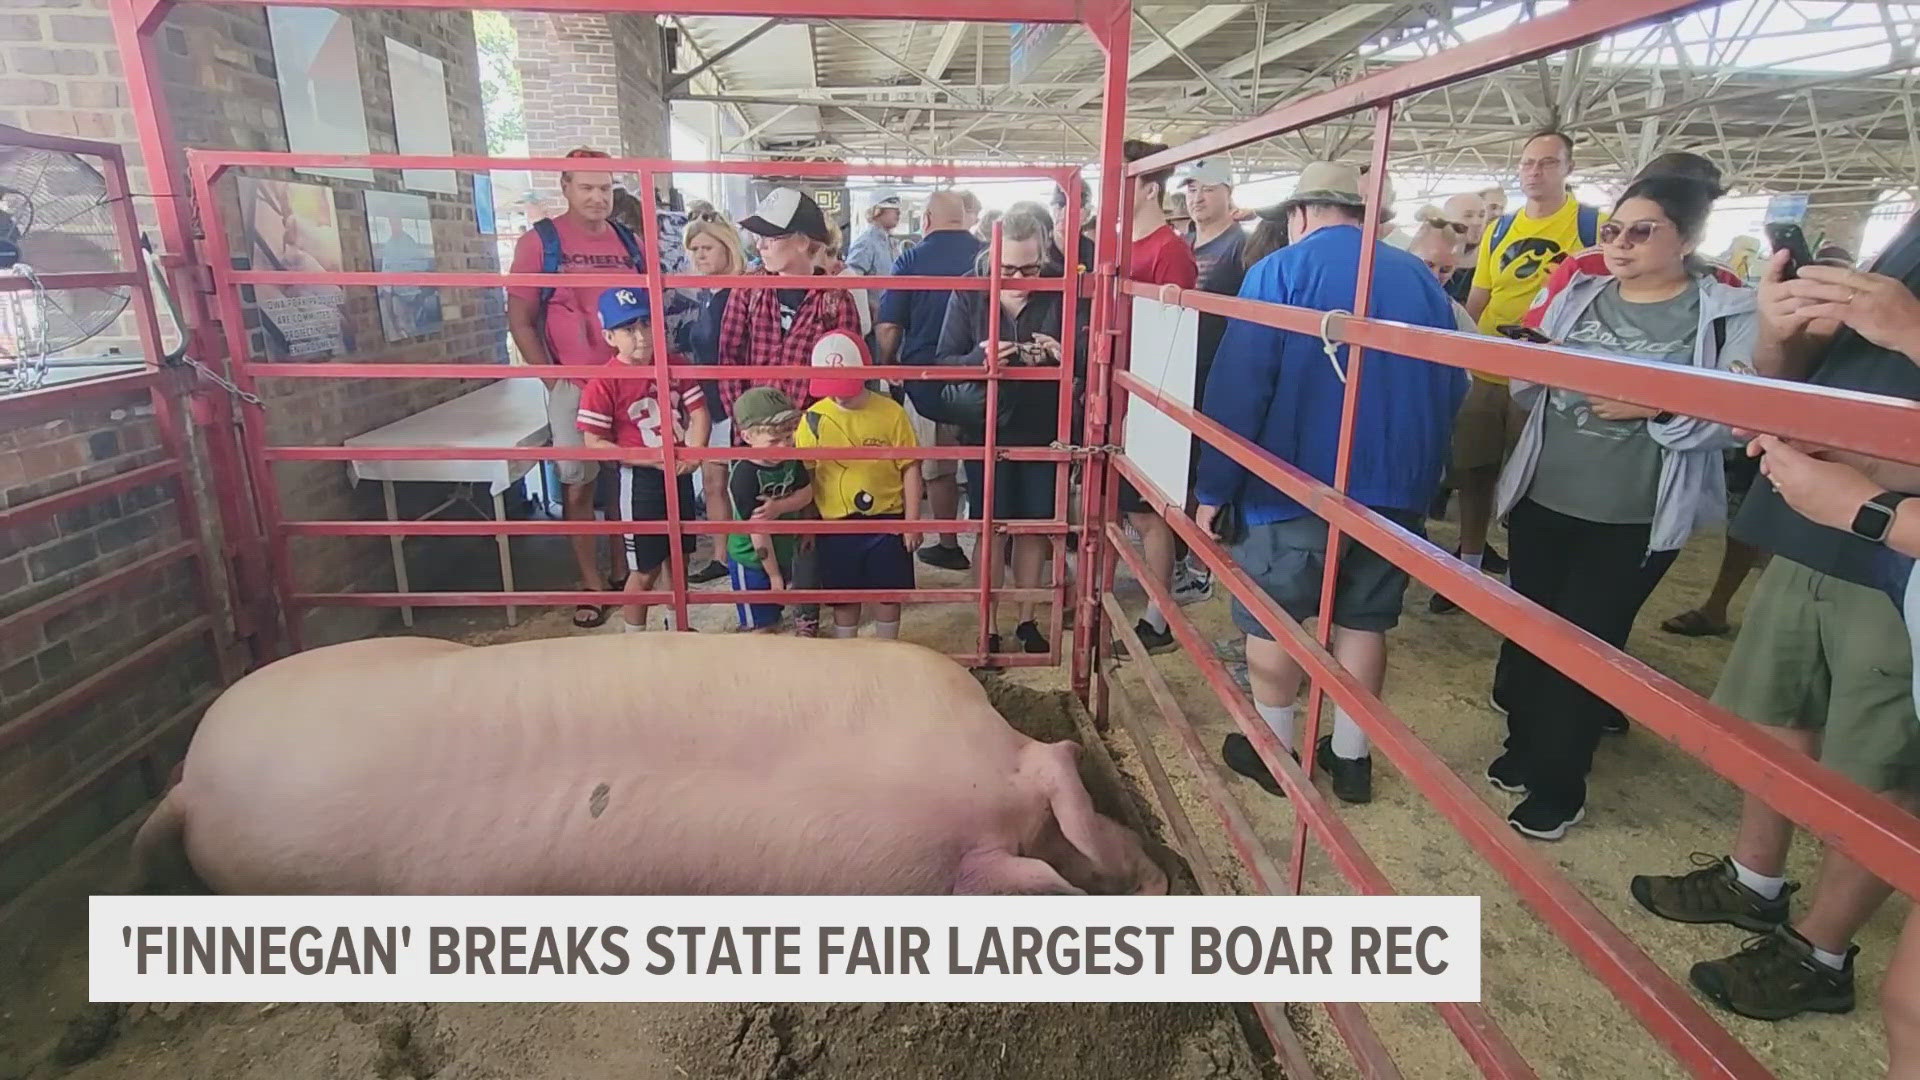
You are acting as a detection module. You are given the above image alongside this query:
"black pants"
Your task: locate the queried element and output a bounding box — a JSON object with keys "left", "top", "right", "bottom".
{"left": 1498, "top": 499, "right": 1678, "bottom": 812}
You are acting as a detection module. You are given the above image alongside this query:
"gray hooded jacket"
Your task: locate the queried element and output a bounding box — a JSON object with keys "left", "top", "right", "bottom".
{"left": 1494, "top": 268, "right": 1758, "bottom": 554}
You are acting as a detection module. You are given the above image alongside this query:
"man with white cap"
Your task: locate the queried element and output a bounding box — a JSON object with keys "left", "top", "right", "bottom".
{"left": 846, "top": 189, "right": 906, "bottom": 279}
{"left": 720, "top": 186, "right": 864, "bottom": 417}
{"left": 1195, "top": 161, "right": 1466, "bottom": 806}
{"left": 1176, "top": 156, "right": 1247, "bottom": 602}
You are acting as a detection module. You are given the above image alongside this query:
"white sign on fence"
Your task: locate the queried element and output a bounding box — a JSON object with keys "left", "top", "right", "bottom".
{"left": 1124, "top": 296, "right": 1201, "bottom": 507}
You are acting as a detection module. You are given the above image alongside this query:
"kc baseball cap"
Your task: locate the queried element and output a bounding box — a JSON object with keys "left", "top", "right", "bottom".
{"left": 741, "top": 187, "right": 831, "bottom": 243}
{"left": 809, "top": 329, "right": 872, "bottom": 399}
{"left": 732, "top": 386, "right": 801, "bottom": 430}
{"left": 597, "top": 286, "right": 651, "bottom": 331}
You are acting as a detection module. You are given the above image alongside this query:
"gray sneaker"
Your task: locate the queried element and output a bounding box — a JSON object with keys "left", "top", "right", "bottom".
{"left": 1629, "top": 854, "right": 1797, "bottom": 933}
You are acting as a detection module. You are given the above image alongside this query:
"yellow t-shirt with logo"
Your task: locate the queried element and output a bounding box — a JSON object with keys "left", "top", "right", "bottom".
{"left": 1470, "top": 198, "right": 1606, "bottom": 384}
{"left": 795, "top": 392, "right": 917, "bottom": 519}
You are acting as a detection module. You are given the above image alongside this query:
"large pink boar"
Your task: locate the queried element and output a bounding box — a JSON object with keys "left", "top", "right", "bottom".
{"left": 133, "top": 634, "right": 1166, "bottom": 896}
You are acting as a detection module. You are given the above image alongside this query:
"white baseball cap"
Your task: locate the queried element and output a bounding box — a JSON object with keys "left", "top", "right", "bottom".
{"left": 1177, "top": 158, "right": 1234, "bottom": 188}
{"left": 809, "top": 329, "right": 872, "bottom": 398}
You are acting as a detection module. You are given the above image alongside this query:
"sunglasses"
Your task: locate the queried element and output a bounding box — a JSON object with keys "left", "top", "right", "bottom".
{"left": 1000, "top": 263, "right": 1048, "bottom": 278}
{"left": 1598, "top": 220, "right": 1669, "bottom": 246}
{"left": 688, "top": 210, "right": 721, "bottom": 223}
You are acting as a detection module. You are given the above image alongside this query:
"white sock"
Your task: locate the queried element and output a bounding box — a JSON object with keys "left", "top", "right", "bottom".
{"left": 621, "top": 617, "right": 645, "bottom": 633}
{"left": 832, "top": 624, "right": 858, "bottom": 639}
{"left": 1730, "top": 858, "right": 1786, "bottom": 900}
{"left": 874, "top": 619, "right": 900, "bottom": 640}
{"left": 1330, "top": 707, "right": 1369, "bottom": 760}
{"left": 1144, "top": 602, "right": 1168, "bottom": 633}
{"left": 1255, "top": 702, "right": 1297, "bottom": 753}
{"left": 1810, "top": 943, "right": 1850, "bottom": 970}
{"left": 1460, "top": 550, "right": 1485, "bottom": 571}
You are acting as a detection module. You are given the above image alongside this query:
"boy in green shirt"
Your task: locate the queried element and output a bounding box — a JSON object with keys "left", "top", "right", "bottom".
{"left": 725, "top": 388, "right": 815, "bottom": 632}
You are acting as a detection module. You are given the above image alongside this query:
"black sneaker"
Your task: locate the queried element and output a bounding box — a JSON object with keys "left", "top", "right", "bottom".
{"left": 688, "top": 560, "right": 729, "bottom": 584}
{"left": 1429, "top": 591, "right": 1460, "bottom": 615}
{"left": 1507, "top": 795, "right": 1583, "bottom": 840}
{"left": 1485, "top": 753, "right": 1528, "bottom": 794}
{"left": 1015, "top": 620, "right": 1049, "bottom": 654}
{"left": 917, "top": 543, "right": 971, "bottom": 571}
{"left": 1222, "top": 733, "right": 1291, "bottom": 797}
{"left": 1601, "top": 713, "right": 1629, "bottom": 736}
{"left": 1688, "top": 925, "right": 1856, "bottom": 1021}
{"left": 1630, "top": 854, "right": 1797, "bottom": 932}
{"left": 1112, "top": 619, "right": 1177, "bottom": 659}
{"left": 1314, "top": 735, "right": 1372, "bottom": 805}
{"left": 1480, "top": 546, "right": 1509, "bottom": 575}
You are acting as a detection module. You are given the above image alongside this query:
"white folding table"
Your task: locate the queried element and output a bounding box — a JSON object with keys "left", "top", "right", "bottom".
{"left": 343, "top": 378, "right": 550, "bottom": 626}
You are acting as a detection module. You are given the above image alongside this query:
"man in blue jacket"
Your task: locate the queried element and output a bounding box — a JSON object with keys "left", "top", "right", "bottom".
{"left": 1194, "top": 161, "right": 1467, "bottom": 805}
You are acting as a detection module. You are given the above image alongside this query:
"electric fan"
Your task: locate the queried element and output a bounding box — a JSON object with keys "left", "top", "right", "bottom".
{"left": 0, "top": 144, "right": 133, "bottom": 393}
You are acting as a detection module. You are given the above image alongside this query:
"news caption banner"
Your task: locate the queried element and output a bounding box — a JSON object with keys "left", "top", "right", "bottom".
{"left": 93, "top": 896, "right": 1478, "bottom": 1003}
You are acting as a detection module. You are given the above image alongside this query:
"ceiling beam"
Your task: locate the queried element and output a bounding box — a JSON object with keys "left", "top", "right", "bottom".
{"left": 1211, "top": 5, "right": 1390, "bottom": 83}
{"left": 666, "top": 18, "right": 777, "bottom": 93}
{"left": 927, "top": 20, "right": 969, "bottom": 80}
{"left": 1135, "top": 10, "right": 1250, "bottom": 113}
{"left": 1061, "top": 3, "right": 1250, "bottom": 109}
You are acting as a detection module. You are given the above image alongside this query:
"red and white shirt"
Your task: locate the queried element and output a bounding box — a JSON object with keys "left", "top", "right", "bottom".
{"left": 576, "top": 362, "right": 707, "bottom": 452}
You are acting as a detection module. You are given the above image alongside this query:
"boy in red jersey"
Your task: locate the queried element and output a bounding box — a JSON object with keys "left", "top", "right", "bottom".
{"left": 578, "top": 287, "right": 711, "bottom": 632}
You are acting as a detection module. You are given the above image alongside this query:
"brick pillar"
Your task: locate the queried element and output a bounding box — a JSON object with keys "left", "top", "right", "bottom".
{"left": 507, "top": 13, "right": 669, "bottom": 184}
{"left": 1803, "top": 186, "right": 1878, "bottom": 259}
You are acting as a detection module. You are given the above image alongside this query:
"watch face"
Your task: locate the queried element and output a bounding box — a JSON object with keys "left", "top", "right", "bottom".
{"left": 1853, "top": 500, "right": 1895, "bottom": 542}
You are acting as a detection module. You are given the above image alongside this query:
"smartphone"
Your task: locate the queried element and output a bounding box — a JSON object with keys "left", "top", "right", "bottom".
{"left": 1766, "top": 221, "right": 1815, "bottom": 280}
{"left": 1495, "top": 323, "right": 1552, "bottom": 344}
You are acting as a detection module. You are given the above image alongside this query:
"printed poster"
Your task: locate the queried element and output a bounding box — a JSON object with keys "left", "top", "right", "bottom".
{"left": 267, "top": 6, "right": 374, "bottom": 183}
{"left": 385, "top": 38, "right": 457, "bottom": 194}
{"left": 365, "top": 190, "right": 441, "bottom": 342}
{"left": 236, "top": 177, "right": 352, "bottom": 358}
{"left": 472, "top": 173, "right": 497, "bottom": 236}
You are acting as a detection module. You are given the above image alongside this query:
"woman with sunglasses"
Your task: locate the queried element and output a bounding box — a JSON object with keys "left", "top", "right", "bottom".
{"left": 1488, "top": 174, "right": 1757, "bottom": 841}
{"left": 913, "top": 201, "right": 1089, "bottom": 655}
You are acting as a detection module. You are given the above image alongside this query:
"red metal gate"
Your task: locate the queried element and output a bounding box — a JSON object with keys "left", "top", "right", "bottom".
{"left": 100, "top": 0, "right": 1920, "bottom": 1076}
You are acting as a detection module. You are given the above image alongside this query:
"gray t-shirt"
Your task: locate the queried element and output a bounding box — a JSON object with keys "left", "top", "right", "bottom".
{"left": 1528, "top": 281, "right": 1699, "bottom": 524}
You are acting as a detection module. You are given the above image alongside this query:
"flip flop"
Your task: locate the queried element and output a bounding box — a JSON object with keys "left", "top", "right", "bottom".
{"left": 573, "top": 603, "right": 611, "bottom": 629}
{"left": 1660, "top": 609, "right": 1729, "bottom": 637}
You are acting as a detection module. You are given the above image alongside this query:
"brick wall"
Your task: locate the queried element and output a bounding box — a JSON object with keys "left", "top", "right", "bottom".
{"left": 0, "top": 2, "right": 510, "bottom": 899}
{"left": 0, "top": 382, "right": 223, "bottom": 904}
{"left": 509, "top": 11, "right": 670, "bottom": 205}
{"left": 154, "top": 3, "right": 508, "bottom": 645}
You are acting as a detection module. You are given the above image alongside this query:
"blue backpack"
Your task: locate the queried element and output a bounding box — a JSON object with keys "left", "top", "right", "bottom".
{"left": 531, "top": 216, "right": 646, "bottom": 337}
{"left": 1486, "top": 203, "right": 1601, "bottom": 255}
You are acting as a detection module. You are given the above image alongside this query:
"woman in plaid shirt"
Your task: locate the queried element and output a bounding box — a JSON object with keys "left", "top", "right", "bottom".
{"left": 720, "top": 187, "right": 864, "bottom": 418}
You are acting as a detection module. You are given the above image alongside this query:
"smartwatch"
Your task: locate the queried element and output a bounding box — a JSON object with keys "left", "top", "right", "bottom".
{"left": 1850, "top": 491, "right": 1912, "bottom": 544}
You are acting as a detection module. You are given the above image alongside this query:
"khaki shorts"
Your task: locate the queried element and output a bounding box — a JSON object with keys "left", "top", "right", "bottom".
{"left": 545, "top": 379, "right": 599, "bottom": 487}
{"left": 1713, "top": 557, "right": 1920, "bottom": 791}
{"left": 1448, "top": 377, "right": 1526, "bottom": 478}
{"left": 904, "top": 395, "right": 958, "bottom": 481}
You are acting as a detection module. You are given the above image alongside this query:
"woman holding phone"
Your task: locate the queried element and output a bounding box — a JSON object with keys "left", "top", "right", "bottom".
{"left": 1489, "top": 175, "right": 1758, "bottom": 840}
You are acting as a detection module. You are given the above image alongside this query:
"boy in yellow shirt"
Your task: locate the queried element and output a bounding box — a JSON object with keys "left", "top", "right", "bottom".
{"left": 794, "top": 330, "right": 922, "bottom": 638}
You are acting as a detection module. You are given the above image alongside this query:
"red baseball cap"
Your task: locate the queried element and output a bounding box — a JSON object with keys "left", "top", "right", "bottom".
{"left": 809, "top": 330, "right": 871, "bottom": 399}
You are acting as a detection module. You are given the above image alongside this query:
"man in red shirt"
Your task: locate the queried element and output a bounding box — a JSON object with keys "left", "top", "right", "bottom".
{"left": 1115, "top": 138, "right": 1202, "bottom": 657}
{"left": 507, "top": 147, "right": 648, "bottom": 627}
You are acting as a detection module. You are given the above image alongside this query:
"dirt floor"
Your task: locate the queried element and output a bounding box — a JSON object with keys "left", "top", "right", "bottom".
{"left": 0, "top": 519, "right": 1902, "bottom": 1079}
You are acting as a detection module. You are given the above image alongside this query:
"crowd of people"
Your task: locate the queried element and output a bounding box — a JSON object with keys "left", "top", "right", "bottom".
{"left": 504, "top": 135, "right": 1920, "bottom": 1046}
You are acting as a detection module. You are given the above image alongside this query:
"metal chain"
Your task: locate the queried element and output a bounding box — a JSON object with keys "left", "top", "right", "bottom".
{"left": 178, "top": 355, "right": 266, "bottom": 407}
{"left": 1047, "top": 440, "right": 1124, "bottom": 456}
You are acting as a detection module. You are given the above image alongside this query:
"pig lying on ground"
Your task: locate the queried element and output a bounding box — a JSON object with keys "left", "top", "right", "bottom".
{"left": 133, "top": 634, "right": 1167, "bottom": 896}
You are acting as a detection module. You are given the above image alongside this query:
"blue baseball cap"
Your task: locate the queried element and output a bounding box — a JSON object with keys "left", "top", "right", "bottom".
{"left": 597, "top": 286, "right": 651, "bottom": 331}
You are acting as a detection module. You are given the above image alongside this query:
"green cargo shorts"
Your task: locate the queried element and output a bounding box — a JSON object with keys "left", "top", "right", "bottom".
{"left": 1713, "top": 557, "right": 1920, "bottom": 791}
